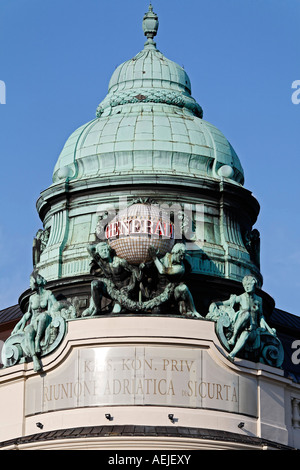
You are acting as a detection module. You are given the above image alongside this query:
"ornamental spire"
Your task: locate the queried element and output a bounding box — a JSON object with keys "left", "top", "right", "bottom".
{"left": 142, "top": 3, "right": 159, "bottom": 48}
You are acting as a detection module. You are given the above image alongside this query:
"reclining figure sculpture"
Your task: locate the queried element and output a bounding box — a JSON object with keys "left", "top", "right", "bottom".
{"left": 207, "top": 275, "right": 284, "bottom": 367}
{"left": 1, "top": 270, "right": 76, "bottom": 371}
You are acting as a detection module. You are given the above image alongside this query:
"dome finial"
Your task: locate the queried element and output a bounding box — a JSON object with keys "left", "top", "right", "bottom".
{"left": 142, "top": 3, "right": 159, "bottom": 48}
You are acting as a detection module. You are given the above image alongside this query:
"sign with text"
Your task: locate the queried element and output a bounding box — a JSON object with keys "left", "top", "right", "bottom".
{"left": 25, "top": 346, "right": 257, "bottom": 417}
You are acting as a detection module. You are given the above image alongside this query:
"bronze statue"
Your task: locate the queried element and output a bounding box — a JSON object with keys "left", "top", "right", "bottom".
{"left": 207, "top": 275, "right": 283, "bottom": 366}
{"left": 82, "top": 242, "right": 141, "bottom": 316}
{"left": 2, "top": 271, "right": 75, "bottom": 371}
{"left": 12, "top": 271, "right": 56, "bottom": 370}
{"left": 145, "top": 243, "right": 202, "bottom": 317}
{"left": 32, "top": 228, "right": 49, "bottom": 267}
{"left": 83, "top": 241, "right": 201, "bottom": 318}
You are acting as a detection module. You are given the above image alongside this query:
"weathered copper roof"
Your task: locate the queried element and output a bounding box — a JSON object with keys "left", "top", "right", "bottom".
{"left": 269, "top": 308, "right": 300, "bottom": 383}
{"left": 271, "top": 307, "right": 300, "bottom": 331}
{"left": 0, "top": 304, "right": 22, "bottom": 325}
{"left": 52, "top": 5, "right": 244, "bottom": 186}
{"left": 0, "top": 425, "right": 295, "bottom": 450}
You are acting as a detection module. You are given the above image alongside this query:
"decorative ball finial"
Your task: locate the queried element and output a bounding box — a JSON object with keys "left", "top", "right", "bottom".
{"left": 142, "top": 3, "right": 159, "bottom": 47}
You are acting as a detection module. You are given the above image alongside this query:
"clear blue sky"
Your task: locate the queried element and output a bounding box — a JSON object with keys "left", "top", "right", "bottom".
{"left": 0, "top": 0, "right": 299, "bottom": 316}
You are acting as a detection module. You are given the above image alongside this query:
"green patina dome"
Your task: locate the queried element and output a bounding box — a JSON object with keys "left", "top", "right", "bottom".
{"left": 34, "top": 5, "right": 261, "bottom": 299}
{"left": 52, "top": 5, "right": 244, "bottom": 185}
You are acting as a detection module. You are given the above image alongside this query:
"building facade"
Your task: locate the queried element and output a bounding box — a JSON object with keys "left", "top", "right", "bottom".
{"left": 0, "top": 5, "right": 299, "bottom": 450}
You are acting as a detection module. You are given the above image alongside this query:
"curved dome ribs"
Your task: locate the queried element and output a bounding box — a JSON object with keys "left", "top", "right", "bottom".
{"left": 52, "top": 5, "right": 243, "bottom": 186}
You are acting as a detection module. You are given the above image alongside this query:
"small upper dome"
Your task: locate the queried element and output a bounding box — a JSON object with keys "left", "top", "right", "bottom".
{"left": 52, "top": 4, "right": 244, "bottom": 186}
{"left": 107, "top": 48, "right": 192, "bottom": 101}
{"left": 96, "top": 5, "right": 202, "bottom": 120}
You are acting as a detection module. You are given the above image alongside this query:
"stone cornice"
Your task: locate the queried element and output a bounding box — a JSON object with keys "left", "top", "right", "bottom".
{"left": 36, "top": 175, "right": 259, "bottom": 225}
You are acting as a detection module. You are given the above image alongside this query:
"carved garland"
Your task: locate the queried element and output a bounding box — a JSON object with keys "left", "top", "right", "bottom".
{"left": 96, "top": 88, "right": 203, "bottom": 118}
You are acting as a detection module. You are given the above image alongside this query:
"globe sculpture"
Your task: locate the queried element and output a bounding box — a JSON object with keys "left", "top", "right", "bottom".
{"left": 105, "top": 203, "right": 175, "bottom": 265}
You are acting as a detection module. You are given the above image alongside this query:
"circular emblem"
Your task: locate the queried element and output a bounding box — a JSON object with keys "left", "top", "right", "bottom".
{"left": 105, "top": 204, "right": 175, "bottom": 264}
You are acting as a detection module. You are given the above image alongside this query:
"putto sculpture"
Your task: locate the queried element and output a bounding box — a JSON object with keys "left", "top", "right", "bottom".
{"left": 146, "top": 243, "right": 201, "bottom": 317}
{"left": 82, "top": 241, "right": 142, "bottom": 316}
{"left": 82, "top": 200, "right": 202, "bottom": 317}
{"left": 82, "top": 240, "right": 201, "bottom": 318}
{"left": 206, "top": 275, "right": 284, "bottom": 367}
{"left": 1, "top": 270, "right": 76, "bottom": 371}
